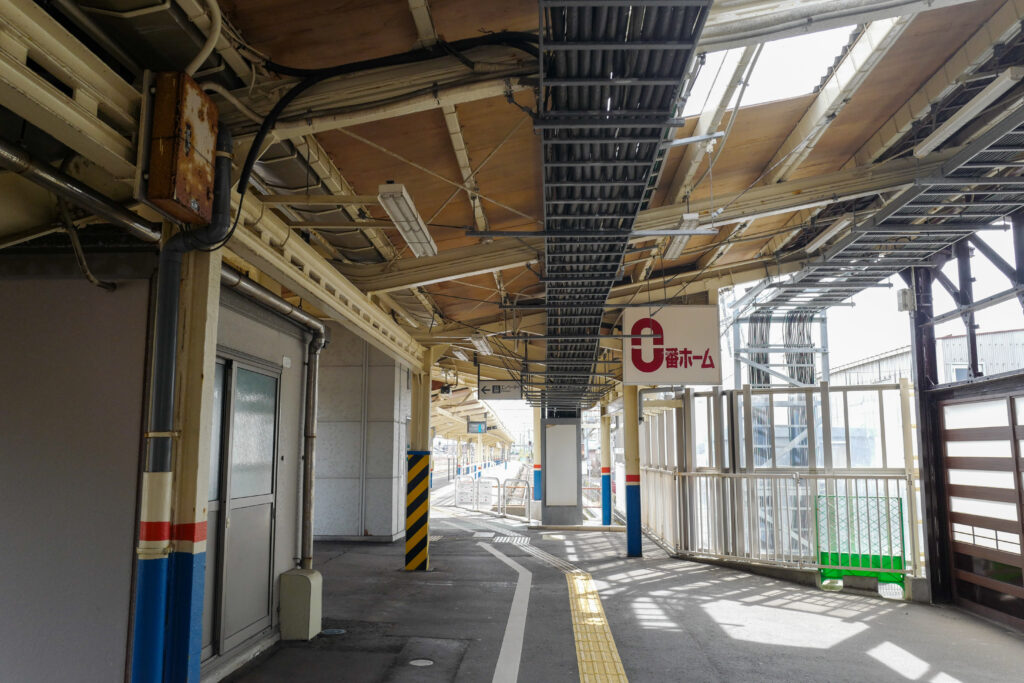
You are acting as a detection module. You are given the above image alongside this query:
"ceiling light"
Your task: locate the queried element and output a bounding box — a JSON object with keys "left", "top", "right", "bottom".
{"left": 471, "top": 334, "right": 492, "bottom": 355}
{"left": 663, "top": 213, "right": 701, "bottom": 260}
{"left": 914, "top": 67, "right": 1024, "bottom": 158}
{"left": 451, "top": 347, "right": 469, "bottom": 362}
{"left": 804, "top": 215, "right": 853, "bottom": 254}
{"left": 377, "top": 183, "right": 437, "bottom": 258}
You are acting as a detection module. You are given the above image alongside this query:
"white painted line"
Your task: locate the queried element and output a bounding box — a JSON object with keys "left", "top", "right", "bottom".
{"left": 478, "top": 542, "right": 532, "bottom": 683}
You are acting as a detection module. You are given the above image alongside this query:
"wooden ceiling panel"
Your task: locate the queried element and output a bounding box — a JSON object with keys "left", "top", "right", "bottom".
{"left": 644, "top": 118, "right": 698, "bottom": 208}
{"left": 431, "top": 0, "right": 538, "bottom": 39}
{"left": 457, "top": 91, "right": 543, "bottom": 232}
{"left": 650, "top": 96, "right": 815, "bottom": 209}
{"left": 792, "top": 0, "right": 1005, "bottom": 180}
{"left": 318, "top": 108, "right": 476, "bottom": 253}
{"left": 222, "top": 0, "right": 419, "bottom": 68}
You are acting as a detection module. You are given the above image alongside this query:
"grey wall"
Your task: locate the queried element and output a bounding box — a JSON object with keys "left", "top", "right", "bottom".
{"left": 315, "top": 322, "right": 411, "bottom": 540}
{"left": 0, "top": 279, "right": 150, "bottom": 682}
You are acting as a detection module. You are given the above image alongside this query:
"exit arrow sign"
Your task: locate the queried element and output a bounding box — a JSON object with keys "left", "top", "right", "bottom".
{"left": 478, "top": 380, "right": 522, "bottom": 400}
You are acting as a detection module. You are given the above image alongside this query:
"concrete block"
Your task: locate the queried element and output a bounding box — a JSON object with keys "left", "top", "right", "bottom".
{"left": 315, "top": 421, "right": 363, "bottom": 478}
{"left": 366, "top": 365, "right": 399, "bottom": 421}
{"left": 368, "top": 343, "right": 396, "bottom": 367}
{"left": 318, "top": 366, "right": 365, "bottom": 421}
{"left": 314, "top": 477, "right": 361, "bottom": 536}
{"left": 365, "top": 421, "right": 399, "bottom": 477}
{"left": 321, "top": 324, "right": 365, "bottom": 366}
{"left": 279, "top": 569, "right": 322, "bottom": 641}
{"left": 364, "top": 476, "right": 401, "bottom": 536}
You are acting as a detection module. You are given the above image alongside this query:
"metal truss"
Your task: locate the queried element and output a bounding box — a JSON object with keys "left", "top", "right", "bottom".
{"left": 534, "top": 0, "right": 712, "bottom": 410}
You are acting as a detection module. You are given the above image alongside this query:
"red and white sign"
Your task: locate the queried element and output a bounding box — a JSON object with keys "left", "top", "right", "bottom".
{"left": 622, "top": 305, "right": 722, "bottom": 386}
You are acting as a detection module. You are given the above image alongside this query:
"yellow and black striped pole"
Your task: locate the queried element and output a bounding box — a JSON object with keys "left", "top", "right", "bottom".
{"left": 405, "top": 449, "right": 431, "bottom": 570}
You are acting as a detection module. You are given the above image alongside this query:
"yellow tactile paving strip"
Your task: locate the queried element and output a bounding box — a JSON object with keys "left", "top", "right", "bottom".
{"left": 566, "top": 571, "right": 629, "bottom": 683}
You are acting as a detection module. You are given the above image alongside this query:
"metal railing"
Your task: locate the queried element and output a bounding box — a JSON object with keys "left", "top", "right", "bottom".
{"left": 634, "top": 380, "right": 924, "bottom": 581}
{"left": 455, "top": 475, "right": 536, "bottom": 520}
{"left": 501, "top": 479, "right": 532, "bottom": 522}
{"left": 671, "top": 471, "right": 916, "bottom": 576}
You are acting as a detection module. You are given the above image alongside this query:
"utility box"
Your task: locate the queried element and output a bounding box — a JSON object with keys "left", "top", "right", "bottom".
{"left": 146, "top": 72, "right": 218, "bottom": 224}
{"left": 897, "top": 288, "right": 915, "bottom": 312}
{"left": 279, "top": 569, "right": 322, "bottom": 641}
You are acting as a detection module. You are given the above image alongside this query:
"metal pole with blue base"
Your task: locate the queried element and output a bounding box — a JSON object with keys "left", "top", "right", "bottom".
{"left": 600, "top": 406, "right": 612, "bottom": 526}
{"left": 532, "top": 406, "right": 542, "bottom": 501}
{"left": 623, "top": 384, "right": 642, "bottom": 557}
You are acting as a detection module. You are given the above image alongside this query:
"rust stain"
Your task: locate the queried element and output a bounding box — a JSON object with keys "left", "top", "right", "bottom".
{"left": 147, "top": 72, "right": 218, "bottom": 224}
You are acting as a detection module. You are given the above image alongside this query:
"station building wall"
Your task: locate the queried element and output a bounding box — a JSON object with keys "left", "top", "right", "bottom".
{"left": 0, "top": 277, "right": 150, "bottom": 682}
{"left": 314, "top": 322, "right": 411, "bottom": 541}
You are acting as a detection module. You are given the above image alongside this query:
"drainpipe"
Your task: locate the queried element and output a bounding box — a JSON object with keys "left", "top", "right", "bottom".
{"left": 132, "top": 127, "right": 233, "bottom": 683}
{"left": 219, "top": 266, "right": 327, "bottom": 569}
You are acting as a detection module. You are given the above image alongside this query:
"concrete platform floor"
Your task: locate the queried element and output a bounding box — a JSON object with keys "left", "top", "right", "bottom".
{"left": 227, "top": 506, "right": 1024, "bottom": 682}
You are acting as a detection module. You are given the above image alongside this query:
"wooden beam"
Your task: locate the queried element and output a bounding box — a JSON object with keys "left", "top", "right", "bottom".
{"left": 338, "top": 238, "right": 542, "bottom": 293}
{"left": 259, "top": 194, "right": 378, "bottom": 206}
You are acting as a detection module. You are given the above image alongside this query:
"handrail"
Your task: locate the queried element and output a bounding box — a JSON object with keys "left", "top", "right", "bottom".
{"left": 500, "top": 478, "right": 532, "bottom": 522}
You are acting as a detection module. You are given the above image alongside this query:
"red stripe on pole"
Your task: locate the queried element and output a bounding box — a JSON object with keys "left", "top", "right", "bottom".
{"left": 625, "top": 474, "right": 640, "bottom": 483}
{"left": 171, "top": 521, "right": 208, "bottom": 543}
{"left": 534, "top": 464, "right": 542, "bottom": 469}
{"left": 139, "top": 521, "right": 171, "bottom": 541}
{"left": 601, "top": 467, "right": 611, "bottom": 474}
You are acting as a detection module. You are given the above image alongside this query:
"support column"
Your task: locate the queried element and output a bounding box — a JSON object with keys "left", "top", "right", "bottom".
{"left": 600, "top": 406, "right": 612, "bottom": 526}
{"left": 476, "top": 433, "right": 483, "bottom": 477}
{"left": 133, "top": 248, "right": 220, "bottom": 682}
{"left": 406, "top": 346, "right": 443, "bottom": 571}
{"left": 910, "top": 267, "right": 949, "bottom": 601}
{"left": 166, "top": 250, "right": 221, "bottom": 681}
{"left": 532, "top": 406, "right": 542, "bottom": 501}
{"left": 623, "top": 385, "right": 642, "bottom": 557}
{"left": 955, "top": 239, "right": 981, "bottom": 378}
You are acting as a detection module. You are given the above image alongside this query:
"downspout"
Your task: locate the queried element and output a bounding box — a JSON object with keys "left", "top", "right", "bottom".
{"left": 132, "top": 126, "right": 233, "bottom": 682}
{"left": 218, "top": 266, "right": 326, "bottom": 569}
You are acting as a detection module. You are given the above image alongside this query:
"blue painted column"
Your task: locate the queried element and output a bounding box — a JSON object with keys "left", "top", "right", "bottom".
{"left": 532, "top": 406, "right": 542, "bottom": 501}
{"left": 600, "top": 407, "right": 612, "bottom": 526}
{"left": 623, "top": 385, "right": 642, "bottom": 557}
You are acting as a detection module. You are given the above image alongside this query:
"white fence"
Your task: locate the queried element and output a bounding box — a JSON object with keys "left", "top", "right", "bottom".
{"left": 635, "top": 381, "right": 923, "bottom": 580}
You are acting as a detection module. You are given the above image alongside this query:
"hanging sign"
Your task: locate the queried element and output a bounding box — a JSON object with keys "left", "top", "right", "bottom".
{"left": 478, "top": 379, "right": 522, "bottom": 400}
{"left": 622, "top": 305, "right": 722, "bottom": 386}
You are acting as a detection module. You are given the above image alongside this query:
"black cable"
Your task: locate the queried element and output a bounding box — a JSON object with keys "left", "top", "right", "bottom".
{"left": 262, "top": 33, "right": 539, "bottom": 78}
{"left": 221, "top": 32, "right": 539, "bottom": 254}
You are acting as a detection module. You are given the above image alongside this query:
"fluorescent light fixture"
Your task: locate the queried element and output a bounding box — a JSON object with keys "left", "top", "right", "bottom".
{"left": 451, "top": 347, "right": 469, "bottom": 362}
{"left": 914, "top": 67, "right": 1024, "bottom": 158}
{"left": 470, "top": 334, "right": 492, "bottom": 355}
{"left": 804, "top": 215, "right": 853, "bottom": 254}
{"left": 663, "top": 213, "right": 701, "bottom": 260}
{"left": 377, "top": 183, "right": 437, "bottom": 258}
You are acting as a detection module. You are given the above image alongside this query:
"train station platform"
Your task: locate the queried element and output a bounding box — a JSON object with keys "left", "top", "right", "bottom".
{"left": 225, "top": 505, "right": 1024, "bottom": 683}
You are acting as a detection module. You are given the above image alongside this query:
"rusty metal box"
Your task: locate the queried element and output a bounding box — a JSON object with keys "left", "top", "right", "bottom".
{"left": 147, "top": 72, "right": 218, "bottom": 224}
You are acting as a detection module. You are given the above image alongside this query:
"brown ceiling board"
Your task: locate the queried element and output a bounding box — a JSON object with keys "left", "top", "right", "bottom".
{"left": 644, "top": 118, "right": 698, "bottom": 208}
{"left": 791, "top": 0, "right": 1005, "bottom": 181}
{"left": 223, "top": 0, "right": 420, "bottom": 68}
{"left": 456, "top": 92, "right": 543, "bottom": 232}
{"left": 318, "top": 108, "right": 476, "bottom": 250}
{"left": 651, "top": 97, "right": 815, "bottom": 210}
{"left": 431, "top": 0, "right": 538, "bottom": 40}
{"left": 427, "top": 272, "right": 505, "bottom": 321}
